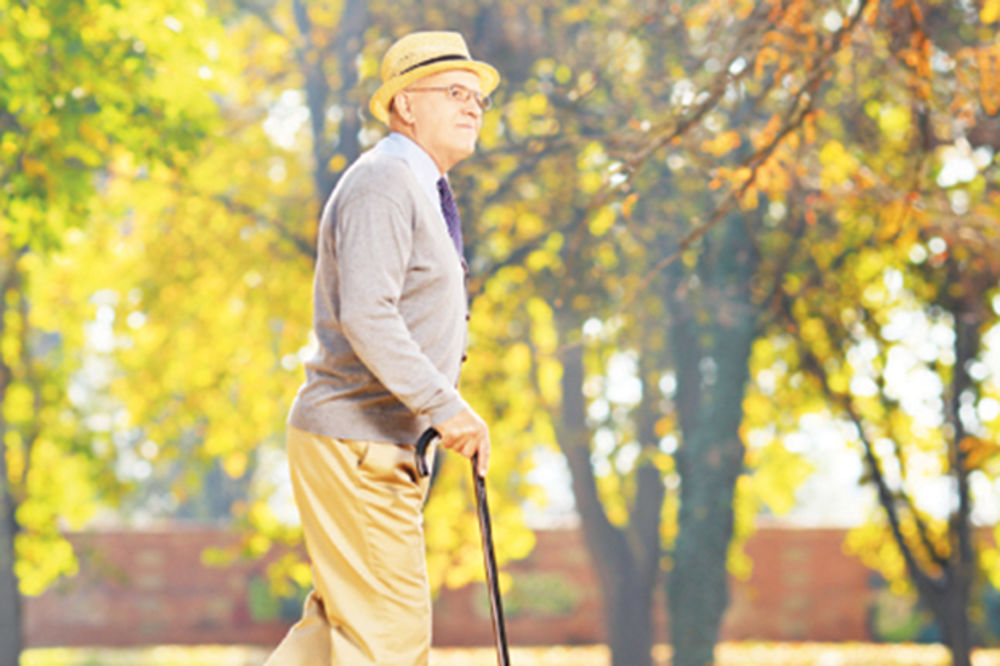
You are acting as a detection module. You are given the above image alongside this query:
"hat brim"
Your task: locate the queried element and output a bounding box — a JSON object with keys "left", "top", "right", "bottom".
{"left": 369, "top": 60, "right": 500, "bottom": 125}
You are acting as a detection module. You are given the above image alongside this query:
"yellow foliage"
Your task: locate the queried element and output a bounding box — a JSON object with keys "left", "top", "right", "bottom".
{"left": 798, "top": 317, "right": 826, "bottom": 344}
{"left": 223, "top": 451, "right": 249, "bottom": 478}
{"left": 982, "top": 0, "right": 1000, "bottom": 23}
{"left": 877, "top": 104, "right": 911, "bottom": 141}
{"left": 536, "top": 358, "right": 562, "bottom": 407}
{"left": 588, "top": 206, "right": 616, "bottom": 236}
{"left": 819, "top": 140, "right": 858, "bottom": 188}
{"left": 527, "top": 93, "right": 548, "bottom": 115}
{"left": 18, "top": 5, "right": 51, "bottom": 40}
{"left": 879, "top": 201, "right": 913, "bottom": 240}
{"left": 77, "top": 120, "right": 109, "bottom": 153}
{"left": 596, "top": 472, "right": 628, "bottom": 526}
{"left": 727, "top": 541, "right": 753, "bottom": 581}
{"left": 984, "top": 546, "right": 1000, "bottom": 589}
{"left": 845, "top": 523, "right": 910, "bottom": 591}
{"left": 504, "top": 343, "right": 532, "bottom": 377}
{"left": 740, "top": 185, "right": 759, "bottom": 210}
{"left": 741, "top": 392, "right": 772, "bottom": 422}
{"left": 246, "top": 532, "right": 272, "bottom": 558}
{"left": 5, "top": 431, "right": 24, "bottom": 483}
{"left": 15, "top": 533, "right": 77, "bottom": 596}
{"left": 827, "top": 367, "right": 850, "bottom": 394}
{"left": 517, "top": 212, "right": 545, "bottom": 236}
{"left": 579, "top": 171, "right": 603, "bottom": 194}
{"left": 526, "top": 247, "right": 559, "bottom": 272}
{"left": 12, "top": 437, "right": 100, "bottom": 594}
{"left": 2, "top": 381, "right": 33, "bottom": 423}
{"left": 746, "top": 442, "right": 814, "bottom": 516}
{"left": 577, "top": 141, "right": 607, "bottom": 170}
{"left": 328, "top": 153, "right": 347, "bottom": 172}
{"left": 729, "top": 476, "right": 756, "bottom": 581}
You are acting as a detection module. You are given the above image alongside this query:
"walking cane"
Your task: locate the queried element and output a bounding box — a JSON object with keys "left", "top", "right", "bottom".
{"left": 415, "top": 427, "right": 511, "bottom": 666}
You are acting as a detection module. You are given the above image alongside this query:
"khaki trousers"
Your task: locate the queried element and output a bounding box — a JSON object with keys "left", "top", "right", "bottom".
{"left": 265, "top": 426, "right": 435, "bottom": 666}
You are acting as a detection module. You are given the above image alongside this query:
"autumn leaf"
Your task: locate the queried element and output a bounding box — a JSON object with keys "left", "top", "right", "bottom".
{"left": 982, "top": 0, "right": 1000, "bottom": 24}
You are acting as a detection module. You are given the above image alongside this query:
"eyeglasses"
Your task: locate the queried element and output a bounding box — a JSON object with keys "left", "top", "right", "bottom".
{"left": 405, "top": 83, "right": 492, "bottom": 111}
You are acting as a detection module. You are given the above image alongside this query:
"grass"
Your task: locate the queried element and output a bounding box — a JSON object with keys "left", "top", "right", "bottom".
{"left": 21, "top": 643, "right": 1000, "bottom": 665}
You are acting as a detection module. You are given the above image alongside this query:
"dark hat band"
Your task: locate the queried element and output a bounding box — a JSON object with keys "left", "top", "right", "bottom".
{"left": 400, "top": 53, "right": 469, "bottom": 75}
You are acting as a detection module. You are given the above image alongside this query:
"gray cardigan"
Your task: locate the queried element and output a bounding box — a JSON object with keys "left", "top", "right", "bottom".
{"left": 288, "top": 149, "right": 469, "bottom": 445}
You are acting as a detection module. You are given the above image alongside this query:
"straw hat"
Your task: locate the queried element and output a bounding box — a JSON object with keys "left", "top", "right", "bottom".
{"left": 369, "top": 31, "right": 500, "bottom": 125}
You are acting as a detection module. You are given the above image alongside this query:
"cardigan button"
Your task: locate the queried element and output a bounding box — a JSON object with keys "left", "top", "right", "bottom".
{"left": 461, "top": 354, "right": 468, "bottom": 363}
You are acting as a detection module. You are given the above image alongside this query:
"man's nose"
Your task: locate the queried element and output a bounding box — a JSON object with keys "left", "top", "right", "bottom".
{"left": 463, "top": 97, "right": 480, "bottom": 112}
{"left": 461, "top": 93, "right": 482, "bottom": 116}
{"left": 463, "top": 101, "right": 482, "bottom": 122}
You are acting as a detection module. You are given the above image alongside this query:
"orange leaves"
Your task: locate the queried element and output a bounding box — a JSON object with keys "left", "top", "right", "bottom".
{"left": 960, "top": 436, "right": 1000, "bottom": 471}
{"left": 754, "top": 153, "right": 792, "bottom": 196}
{"left": 887, "top": 1, "right": 934, "bottom": 100}
{"left": 754, "top": 46, "right": 780, "bottom": 78}
{"left": 620, "top": 192, "right": 639, "bottom": 219}
{"left": 734, "top": 0, "right": 755, "bottom": 20}
{"left": 900, "top": 33, "right": 931, "bottom": 78}
{"left": 21, "top": 156, "right": 47, "bottom": 179}
{"left": 877, "top": 200, "right": 915, "bottom": 242}
{"left": 700, "top": 130, "right": 741, "bottom": 157}
{"left": 950, "top": 43, "right": 1000, "bottom": 118}
{"left": 752, "top": 114, "right": 782, "bottom": 152}
{"left": 975, "top": 44, "right": 1000, "bottom": 115}
{"left": 708, "top": 165, "right": 752, "bottom": 192}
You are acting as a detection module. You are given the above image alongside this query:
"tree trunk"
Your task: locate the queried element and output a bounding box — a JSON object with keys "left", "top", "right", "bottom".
{"left": 933, "top": 582, "right": 973, "bottom": 666}
{"left": 293, "top": 0, "right": 368, "bottom": 207}
{"left": 0, "top": 477, "right": 20, "bottom": 666}
{"left": 0, "top": 258, "right": 21, "bottom": 666}
{"left": 667, "top": 214, "right": 758, "bottom": 666}
{"left": 931, "top": 290, "right": 977, "bottom": 666}
{"left": 928, "top": 284, "right": 977, "bottom": 666}
{"left": 555, "top": 309, "right": 659, "bottom": 666}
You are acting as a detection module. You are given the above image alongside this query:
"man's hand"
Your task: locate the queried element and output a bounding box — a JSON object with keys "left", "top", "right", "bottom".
{"left": 434, "top": 407, "right": 490, "bottom": 477}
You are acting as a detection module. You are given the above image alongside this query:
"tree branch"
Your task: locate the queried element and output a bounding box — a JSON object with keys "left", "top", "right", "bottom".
{"left": 781, "top": 291, "right": 946, "bottom": 595}
{"left": 634, "top": 0, "right": 874, "bottom": 290}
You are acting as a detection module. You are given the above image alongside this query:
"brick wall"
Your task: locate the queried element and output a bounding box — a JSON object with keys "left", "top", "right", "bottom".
{"left": 25, "top": 525, "right": 874, "bottom": 648}
{"left": 723, "top": 527, "right": 873, "bottom": 642}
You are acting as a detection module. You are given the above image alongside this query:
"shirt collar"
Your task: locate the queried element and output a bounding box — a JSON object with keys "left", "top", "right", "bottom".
{"left": 374, "top": 132, "right": 445, "bottom": 213}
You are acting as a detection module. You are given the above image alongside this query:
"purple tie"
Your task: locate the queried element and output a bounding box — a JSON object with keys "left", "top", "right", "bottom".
{"left": 436, "top": 177, "right": 464, "bottom": 260}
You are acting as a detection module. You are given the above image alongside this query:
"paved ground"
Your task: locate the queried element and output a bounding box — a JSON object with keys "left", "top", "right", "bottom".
{"left": 21, "top": 643, "right": 1000, "bottom": 665}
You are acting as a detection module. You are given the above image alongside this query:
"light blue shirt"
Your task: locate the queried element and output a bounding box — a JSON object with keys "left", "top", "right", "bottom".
{"left": 373, "top": 132, "right": 446, "bottom": 215}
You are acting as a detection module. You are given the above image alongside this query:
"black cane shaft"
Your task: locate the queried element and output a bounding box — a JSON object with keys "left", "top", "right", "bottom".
{"left": 472, "top": 454, "right": 510, "bottom": 666}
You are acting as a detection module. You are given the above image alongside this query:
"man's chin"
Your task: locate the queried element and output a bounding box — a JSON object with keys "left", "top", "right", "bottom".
{"left": 455, "top": 143, "right": 477, "bottom": 160}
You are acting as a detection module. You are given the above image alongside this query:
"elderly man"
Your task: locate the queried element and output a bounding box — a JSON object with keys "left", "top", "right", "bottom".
{"left": 265, "top": 31, "right": 498, "bottom": 666}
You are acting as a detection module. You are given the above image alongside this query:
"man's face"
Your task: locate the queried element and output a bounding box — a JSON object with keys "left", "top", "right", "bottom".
{"left": 402, "top": 69, "right": 484, "bottom": 173}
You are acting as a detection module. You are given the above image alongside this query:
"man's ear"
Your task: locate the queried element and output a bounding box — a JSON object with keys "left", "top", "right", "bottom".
{"left": 392, "top": 92, "right": 416, "bottom": 125}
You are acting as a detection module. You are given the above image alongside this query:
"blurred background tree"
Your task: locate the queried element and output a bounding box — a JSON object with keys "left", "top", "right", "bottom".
{"left": 760, "top": 2, "right": 1000, "bottom": 664}
{"left": 0, "top": 0, "right": 228, "bottom": 661}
